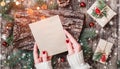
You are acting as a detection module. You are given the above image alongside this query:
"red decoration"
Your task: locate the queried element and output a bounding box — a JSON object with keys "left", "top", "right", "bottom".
{"left": 2, "top": 41, "right": 8, "bottom": 47}
{"left": 89, "top": 22, "right": 95, "bottom": 27}
{"left": 95, "top": 7, "right": 101, "bottom": 15}
{"left": 79, "top": 2, "right": 86, "bottom": 7}
{"left": 61, "top": 58, "right": 65, "bottom": 62}
{"left": 101, "top": 54, "right": 106, "bottom": 62}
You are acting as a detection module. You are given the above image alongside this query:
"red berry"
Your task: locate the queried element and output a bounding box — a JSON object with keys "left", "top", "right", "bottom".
{"left": 95, "top": 8, "right": 101, "bottom": 15}
{"left": 101, "top": 54, "right": 106, "bottom": 62}
{"left": 2, "top": 41, "right": 8, "bottom": 47}
{"left": 80, "top": 2, "right": 86, "bottom": 7}
{"left": 89, "top": 22, "right": 95, "bottom": 27}
{"left": 61, "top": 58, "right": 65, "bottom": 62}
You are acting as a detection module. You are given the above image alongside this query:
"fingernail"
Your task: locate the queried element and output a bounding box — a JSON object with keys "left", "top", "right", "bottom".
{"left": 43, "top": 51, "right": 46, "bottom": 54}
{"left": 66, "top": 39, "right": 69, "bottom": 43}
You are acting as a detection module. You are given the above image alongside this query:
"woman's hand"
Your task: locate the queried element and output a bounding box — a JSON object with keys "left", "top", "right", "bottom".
{"left": 64, "top": 30, "right": 81, "bottom": 55}
{"left": 33, "top": 43, "right": 52, "bottom": 64}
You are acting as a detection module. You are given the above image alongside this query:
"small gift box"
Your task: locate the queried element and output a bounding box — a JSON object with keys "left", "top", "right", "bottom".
{"left": 87, "top": 0, "right": 117, "bottom": 27}
{"left": 93, "top": 39, "right": 113, "bottom": 64}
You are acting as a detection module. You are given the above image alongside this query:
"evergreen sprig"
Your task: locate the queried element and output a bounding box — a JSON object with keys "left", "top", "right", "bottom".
{"left": 6, "top": 35, "right": 13, "bottom": 46}
{"left": 4, "top": 50, "right": 34, "bottom": 69}
{"left": 117, "top": 60, "right": 120, "bottom": 68}
{"left": 93, "top": 52, "right": 103, "bottom": 61}
{"left": 79, "top": 28, "right": 96, "bottom": 61}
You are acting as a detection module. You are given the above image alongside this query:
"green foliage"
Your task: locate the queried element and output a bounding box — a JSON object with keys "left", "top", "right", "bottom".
{"left": 118, "top": 60, "right": 120, "bottom": 68}
{"left": 102, "top": 10, "right": 107, "bottom": 17}
{"left": 6, "top": 35, "right": 13, "bottom": 46}
{"left": 93, "top": 52, "right": 103, "bottom": 61}
{"left": 91, "top": 10, "right": 103, "bottom": 18}
{"left": 98, "top": 0, "right": 106, "bottom": 10}
{"left": 48, "top": 2, "right": 58, "bottom": 10}
{"left": 2, "top": 14, "right": 14, "bottom": 22}
{"left": 37, "top": 0, "right": 46, "bottom": 6}
{"left": 4, "top": 50, "right": 34, "bottom": 69}
{"left": 0, "top": 1, "right": 15, "bottom": 22}
{"left": 80, "top": 28, "right": 96, "bottom": 40}
{"left": 37, "top": 0, "right": 58, "bottom": 10}
{"left": 79, "top": 28, "right": 96, "bottom": 61}
{"left": 91, "top": 0, "right": 107, "bottom": 18}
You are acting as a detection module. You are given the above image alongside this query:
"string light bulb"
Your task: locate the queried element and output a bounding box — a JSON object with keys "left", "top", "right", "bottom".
{"left": 0, "top": 0, "right": 6, "bottom": 6}
{"left": 50, "top": 0, "right": 53, "bottom": 4}
{"left": 16, "top": 1, "right": 20, "bottom": 5}
{"left": 37, "top": 7, "right": 40, "bottom": 10}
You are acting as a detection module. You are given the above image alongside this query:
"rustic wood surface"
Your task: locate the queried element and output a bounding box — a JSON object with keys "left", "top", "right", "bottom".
{"left": 0, "top": 0, "right": 120, "bottom": 69}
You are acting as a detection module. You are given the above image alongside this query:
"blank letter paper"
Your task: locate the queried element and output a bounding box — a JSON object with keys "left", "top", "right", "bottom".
{"left": 29, "top": 15, "right": 67, "bottom": 55}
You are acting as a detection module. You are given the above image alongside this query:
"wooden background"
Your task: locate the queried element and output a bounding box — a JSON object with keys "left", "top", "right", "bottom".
{"left": 0, "top": 0, "right": 120, "bottom": 69}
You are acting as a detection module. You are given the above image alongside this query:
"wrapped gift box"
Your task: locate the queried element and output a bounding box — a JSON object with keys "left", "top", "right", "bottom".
{"left": 93, "top": 39, "right": 113, "bottom": 64}
{"left": 87, "top": 0, "right": 117, "bottom": 27}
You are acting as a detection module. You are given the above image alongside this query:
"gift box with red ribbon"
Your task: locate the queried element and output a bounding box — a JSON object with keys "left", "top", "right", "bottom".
{"left": 93, "top": 39, "right": 113, "bottom": 64}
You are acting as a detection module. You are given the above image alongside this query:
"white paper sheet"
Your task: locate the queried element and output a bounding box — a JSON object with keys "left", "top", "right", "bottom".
{"left": 29, "top": 15, "right": 67, "bottom": 55}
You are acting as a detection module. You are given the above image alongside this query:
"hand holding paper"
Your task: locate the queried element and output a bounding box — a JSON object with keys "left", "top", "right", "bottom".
{"left": 29, "top": 15, "right": 67, "bottom": 56}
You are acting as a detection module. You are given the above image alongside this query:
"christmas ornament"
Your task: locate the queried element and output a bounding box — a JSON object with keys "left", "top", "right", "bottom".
{"left": 0, "top": 0, "right": 6, "bottom": 6}
{"left": 89, "top": 22, "right": 95, "bottom": 27}
{"left": 57, "top": 0, "right": 70, "bottom": 7}
{"left": 87, "top": 0, "right": 117, "bottom": 27}
{"left": 79, "top": 2, "right": 86, "bottom": 7}
{"left": 2, "top": 41, "right": 8, "bottom": 47}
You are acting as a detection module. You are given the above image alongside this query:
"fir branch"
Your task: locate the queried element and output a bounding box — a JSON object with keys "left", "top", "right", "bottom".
{"left": 117, "top": 60, "right": 120, "bottom": 68}
{"left": 2, "top": 14, "right": 14, "bottom": 22}
{"left": 48, "top": 3, "right": 58, "bottom": 10}
{"left": 6, "top": 35, "right": 13, "bottom": 45}
{"left": 79, "top": 28, "right": 96, "bottom": 61}
{"left": 4, "top": 50, "right": 34, "bottom": 69}
{"left": 98, "top": 0, "right": 106, "bottom": 10}
{"left": 93, "top": 52, "right": 103, "bottom": 61}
